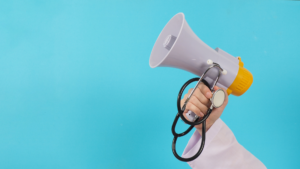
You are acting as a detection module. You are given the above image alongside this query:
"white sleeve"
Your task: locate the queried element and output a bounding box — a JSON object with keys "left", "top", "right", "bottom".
{"left": 182, "top": 118, "right": 266, "bottom": 169}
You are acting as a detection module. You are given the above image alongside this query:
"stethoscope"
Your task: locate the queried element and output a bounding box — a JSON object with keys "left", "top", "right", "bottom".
{"left": 171, "top": 62, "right": 226, "bottom": 162}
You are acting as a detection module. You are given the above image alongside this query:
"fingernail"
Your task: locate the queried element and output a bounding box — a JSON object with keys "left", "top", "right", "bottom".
{"left": 206, "top": 92, "right": 211, "bottom": 98}
{"left": 200, "top": 112, "right": 204, "bottom": 117}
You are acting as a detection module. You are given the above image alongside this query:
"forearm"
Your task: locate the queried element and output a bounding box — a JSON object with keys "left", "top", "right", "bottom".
{"left": 183, "top": 118, "right": 266, "bottom": 169}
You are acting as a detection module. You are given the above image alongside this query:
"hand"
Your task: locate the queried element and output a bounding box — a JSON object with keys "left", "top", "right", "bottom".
{"left": 180, "top": 82, "right": 228, "bottom": 134}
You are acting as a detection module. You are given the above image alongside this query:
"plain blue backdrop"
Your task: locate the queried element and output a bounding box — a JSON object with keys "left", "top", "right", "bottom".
{"left": 0, "top": 0, "right": 299, "bottom": 168}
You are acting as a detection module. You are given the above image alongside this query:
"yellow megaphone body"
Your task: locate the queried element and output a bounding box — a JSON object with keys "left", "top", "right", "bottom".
{"left": 149, "top": 13, "right": 253, "bottom": 96}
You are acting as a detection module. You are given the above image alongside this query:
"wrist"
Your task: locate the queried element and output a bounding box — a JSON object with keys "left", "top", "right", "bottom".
{"left": 195, "top": 119, "right": 215, "bottom": 135}
{"left": 206, "top": 119, "right": 214, "bottom": 131}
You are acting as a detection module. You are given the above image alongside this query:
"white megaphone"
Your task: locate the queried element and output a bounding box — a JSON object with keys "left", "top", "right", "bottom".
{"left": 149, "top": 13, "right": 253, "bottom": 96}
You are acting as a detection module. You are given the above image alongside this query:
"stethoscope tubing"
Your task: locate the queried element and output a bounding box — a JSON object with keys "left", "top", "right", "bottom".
{"left": 171, "top": 78, "right": 213, "bottom": 162}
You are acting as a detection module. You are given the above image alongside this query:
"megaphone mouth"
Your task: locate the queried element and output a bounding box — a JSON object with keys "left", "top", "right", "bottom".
{"left": 149, "top": 13, "right": 185, "bottom": 68}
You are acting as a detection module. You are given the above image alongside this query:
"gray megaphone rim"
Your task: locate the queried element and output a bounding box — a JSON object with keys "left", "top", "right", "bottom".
{"left": 149, "top": 13, "right": 185, "bottom": 68}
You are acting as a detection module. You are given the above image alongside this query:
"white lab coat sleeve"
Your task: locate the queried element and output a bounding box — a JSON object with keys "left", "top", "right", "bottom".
{"left": 182, "top": 118, "right": 266, "bottom": 169}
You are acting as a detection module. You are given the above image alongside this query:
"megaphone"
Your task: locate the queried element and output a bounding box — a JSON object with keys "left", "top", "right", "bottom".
{"left": 149, "top": 13, "right": 253, "bottom": 162}
{"left": 149, "top": 13, "right": 253, "bottom": 96}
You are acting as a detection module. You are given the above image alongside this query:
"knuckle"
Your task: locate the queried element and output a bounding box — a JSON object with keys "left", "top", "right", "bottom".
{"left": 181, "top": 94, "right": 188, "bottom": 101}
{"left": 190, "top": 95, "right": 197, "bottom": 102}
{"left": 196, "top": 88, "right": 202, "bottom": 96}
{"left": 198, "top": 83, "right": 205, "bottom": 91}
{"left": 187, "top": 103, "right": 197, "bottom": 112}
{"left": 199, "top": 85, "right": 207, "bottom": 93}
{"left": 198, "top": 82, "right": 204, "bottom": 88}
{"left": 204, "top": 86, "right": 210, "bottom": 93}
{"left": 186, "top": 103, "right": 192, "bottom": 110}
{"left": 180, "top": 100, "right": 184, "bottom": 108}
{"left": 204, "top": 98, "right": 210, "bottom": 105}
{"left": 203, "top": 106, "right": 208, "bottom": 113}
{"left": 199, "top": 103, "right": 208, "bottom": 113}
{"left": 181, "top": 98, "right": 186, "bottom": 103}
{"left": 200, "top": 95, "right": 208, "bottom": 103}
{"left": 187, "top": 102, "right": 193, "bottom": 109}
{"left": 192, "top": 96, "right": 201, "bottom": 107}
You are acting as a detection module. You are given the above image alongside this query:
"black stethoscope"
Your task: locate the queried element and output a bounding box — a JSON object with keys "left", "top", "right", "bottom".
{"left": 171, "top": 62, "right": 226, "bottom": 162}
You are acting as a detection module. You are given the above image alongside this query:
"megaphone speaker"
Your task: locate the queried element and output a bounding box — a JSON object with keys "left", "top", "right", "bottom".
{"left": 149, "top": 13, "right": 253, "bottom": 96}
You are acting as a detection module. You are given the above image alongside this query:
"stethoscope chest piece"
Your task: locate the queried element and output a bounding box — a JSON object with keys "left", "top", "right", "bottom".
{"left": 211, "top": 89, "right": 225, "bottom": 108}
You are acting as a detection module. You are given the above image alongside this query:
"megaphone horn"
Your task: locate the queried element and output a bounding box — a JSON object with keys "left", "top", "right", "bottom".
{"left": 149, "top": 13, "right": 253, "bottom": 96}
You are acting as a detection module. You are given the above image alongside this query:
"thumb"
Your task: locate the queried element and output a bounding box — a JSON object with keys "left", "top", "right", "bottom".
{"left": 213, "top": 86, "right": 220, "bottom": 91}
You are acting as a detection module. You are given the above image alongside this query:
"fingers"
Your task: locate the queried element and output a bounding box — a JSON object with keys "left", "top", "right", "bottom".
{"left": 185, "top": 96, "right": 207, "bottom": 117}
{"left": 198, "top": 83, "right": 212, "bottom": 99}
{"left": 213, "top": 85, "right": 219, "bottom": 91}
{"left": 193, "top": 87, "right": 211, "bottom": 107}
{"left": 181, "top": 84, "right": 230, "bottom": 127}
{"left": 180, "top": 88, "right": 193, "bottom": 108}
{"left": 181, "top": 82, "right": 212, "bottom": 119}
{"left": 181, "top": 83, "right": 212, "bottom": 106}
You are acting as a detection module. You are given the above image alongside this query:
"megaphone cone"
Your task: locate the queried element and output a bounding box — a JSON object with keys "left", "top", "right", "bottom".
{"left": 149, "top": 13, "right": 253, "bottom": 96}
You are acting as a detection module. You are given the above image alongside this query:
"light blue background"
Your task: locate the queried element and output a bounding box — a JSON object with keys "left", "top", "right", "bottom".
{"left": 0, "top": 0, "right": 299, "bottom": 168}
